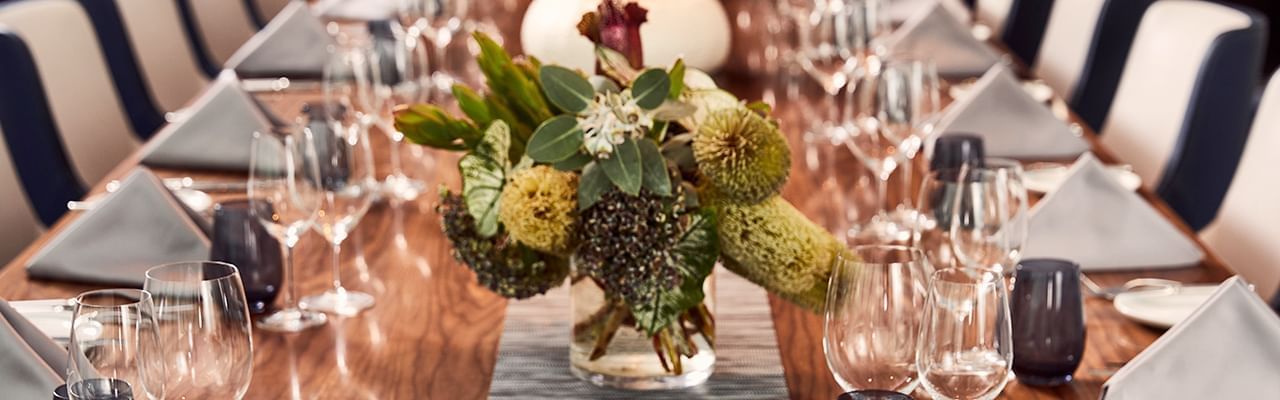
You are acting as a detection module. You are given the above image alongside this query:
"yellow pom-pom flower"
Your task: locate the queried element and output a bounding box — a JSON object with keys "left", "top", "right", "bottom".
{"left": 693, "top": 107, "right": 791, "bottom": 205}
{"left": 498, "top": 166, "right": 579, "bottom": 254}
{"left": 708, "top": 193, "right": 842, "bottom": 312}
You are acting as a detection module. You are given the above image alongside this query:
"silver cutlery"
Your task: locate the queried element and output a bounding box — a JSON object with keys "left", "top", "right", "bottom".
{"left": 1081, "top": 275, "right": 1181, "bottom": 300}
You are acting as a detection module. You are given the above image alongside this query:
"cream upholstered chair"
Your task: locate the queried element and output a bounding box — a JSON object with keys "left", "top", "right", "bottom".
{"left": 1201, "top": 71, "right": 1280, "bottom": 301}
{"left": 248, "top": 0, "right": 293, "bottom": 27}
{"left": 0, "top": 124, "right": 46, "bottom": 264}
{"left": 0, "top": 0, "right": 141, "bottom": 189}
{"left": 1099, "top": 0, "right": 1265, "bottom": 231}
{"left": 975, "top": 0, "right": 1012, "bottom": 35}
{"left": 179, "top": 0, "right": 259, "bottom": 67}
{"left": 112, "top": 0, "right": 210, "bottom": 113}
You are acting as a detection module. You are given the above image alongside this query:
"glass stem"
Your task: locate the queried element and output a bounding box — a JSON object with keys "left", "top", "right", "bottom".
{"left": 876, "top": 174, "right": 890, "bottom": 220}
{"left": 900, "top": 157, "right": 913, "bottom": 210}
{"left": 331, "top": 241, "right": 344, "bottom": 292}
{"left": 388, "top": 134, "right": 405, "bottom": 181}
{"left": 282, "top": 241, "right": 299, "bottom": 310}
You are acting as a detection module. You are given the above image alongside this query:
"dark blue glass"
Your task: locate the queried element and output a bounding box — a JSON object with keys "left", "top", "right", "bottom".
{"left": 64, "top": 379, "right": 133, "bottom": 400}
{"left": 837, "top": 390, "right": 914, "bottom": 400}
{"left": 1011, "top": 259, "right": 1086, "bottom": 386}
{"left": 210, "top": 200, "right": 282, "bottom": 314}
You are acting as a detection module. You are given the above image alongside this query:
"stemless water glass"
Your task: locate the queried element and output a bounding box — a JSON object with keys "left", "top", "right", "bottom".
{"left": 249, "top": 128, "right": 327, "bottom": 332}
{"left": 917, "top": 269, "right": 1014, "bottom": 400}
{"left": 825, "top": 245, "right": 929, "bottom": 394}
{"left": 67, "top": 289, "right": 165, "bottom": 400}
{"left": 144, "top": 261, "right": 253, "bottom": 399}
{"left": 298, "top": 96, "right": 379, "bottom": 316}
{"left": 949, "top": 160, "right": 1028, "bottom": 272}
{"left": 1010, "top": 259, "right": 1086, "bottom": 387}
{"left": 210, "top": 200, "right": 282, "bottom": 314}
{"left": 369, "top": 19, "right": 432, "bottom": 201}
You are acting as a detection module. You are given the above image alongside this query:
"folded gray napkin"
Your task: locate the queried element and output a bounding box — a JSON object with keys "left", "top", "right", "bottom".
{"left": 1103, "top": 276, "right": 1280, "bottom": 398}
{"left": 885, "top": 1, "right": 1002, "bottom": 79}
{"left": 140, "top": 71, "right": 273, "bottom": 172}
{"left": 889, "top": 0, "right": 970, "bottom": 24}
{"left": 934, "top": 65, "right": 1090, "bottom": 160}
{"left": 226, "top": 1, "right": 333, "bottom": 80}
{"left": 315, "top": 0, "right": 397, "bottom": 21}
{"left": 1021, "top": 153, "right": 1203, "bottom": 270}
{"left": 0, "top": 299, "right": 65, "bottom": 399}
{"left": 26, "top": 169, "right": 211, "bottom": 287}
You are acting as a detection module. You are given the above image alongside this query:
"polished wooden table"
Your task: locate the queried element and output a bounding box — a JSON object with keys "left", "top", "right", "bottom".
{"left": 0, "top": 10, "right": 1234, "bottom": 400}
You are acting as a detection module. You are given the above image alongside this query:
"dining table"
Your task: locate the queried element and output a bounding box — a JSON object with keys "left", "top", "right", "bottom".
{"left": 0, "top": 2, "right": 1236, "bottom": 399}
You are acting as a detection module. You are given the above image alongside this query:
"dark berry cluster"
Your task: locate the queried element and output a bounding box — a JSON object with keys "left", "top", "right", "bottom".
{"left": 439, "top": 192, "right": 567, "bottom": 299}
{"left": 576, "top": 189, "right": 685, "bottom": 307}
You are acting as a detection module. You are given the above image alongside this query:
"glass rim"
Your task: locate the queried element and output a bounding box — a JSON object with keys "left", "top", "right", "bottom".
{"left": 929, "top": 267, "right": 1003, "bottom": 288}
{"left": 145, "top": 260, "right": 241, "bottom": 284}
{"left": 1015, "top": 258, "right": 1080, "bottom": 274}
{"left": 74, "top": 288, "right": 151, "bottom": 309}
{"left": 844, "top": 244, "right": 925, "bottom": 267}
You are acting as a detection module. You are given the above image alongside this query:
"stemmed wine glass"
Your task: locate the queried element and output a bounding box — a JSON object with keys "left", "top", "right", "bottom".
{"left": 824, "top": 245, "right": 929, "bottom": 394}
{"left": 66, "top": 289, "right": 166, "bottom": 400}
{"left": 799, "top": 0, "right": 886, "bottom": 138}
{"left": 369, "top": 19, "right": 432, "bottom": 201}
{"left": 949, "top": 159, "right": 1028, "bottom": 273}
{"left": 408, "top": 0, "right": 468, "bottom": 102}
{"left": 249, "top": 128, "right": 326, "bottom": 332}
{"left": 144, "top": 261, "right": 254, "bottom": 399}
{"left": 916, "top": 268, "right": 1014, "bottom": 400}
{"left": 913, "top": 168, "right": 964, "bottom": 270}
{"left": 299, "top": 49, "right": 379, "bottom": 316}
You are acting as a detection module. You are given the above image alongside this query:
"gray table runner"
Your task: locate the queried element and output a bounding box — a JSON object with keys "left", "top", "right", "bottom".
{"left": 489, "top": 267, "right": 789, "bottom": 399}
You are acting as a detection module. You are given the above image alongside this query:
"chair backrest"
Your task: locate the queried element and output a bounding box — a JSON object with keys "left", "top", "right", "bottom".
{"left": 0, "top": 124, "right": 44, "bottom": 264}
{"left": 0, "top": 29, "right": 88, "bottom": 227}
{"left": 1056, "top": 0, "right": 1155, "bottom": 130}
{"left": 112, "top": 0, "right": 209, "bottom": 113}
{"left": 998, "top": 0, "right": 1053, "bottom": 65}
{"left": 73, "top": 0, "right": 167, "bottom": 139}
{"left": 0, "top": 0, "right": 141, "bottom": 188}
{"left": 1034, "top": 0, "right": 1107, "bottom": 100}
{"left": 976, "top": 0, "right": 1012, "bottom": 34}
{"left": 178, "top": 0, "right": 258, "bottom": 67}
{"left": 1200, "top": 71, "right": 1280, "bottom": 301}
{"left": 246, "top": 0, "right": 292, "bottom": 28}
{"left": 1100, "top": 0, "right": 1265, "bottom": 231}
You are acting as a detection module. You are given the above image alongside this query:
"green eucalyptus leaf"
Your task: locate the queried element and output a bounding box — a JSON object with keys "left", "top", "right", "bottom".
{"left": 526, "top": 115, "right": 584, "bottom": 162}
{"left": 637, "top": 139, "right": 671, "bottom": 196}
{"left": 600, "top": 138, "right": 643, "bottom": 195}
{"left": 631, "top": 208, "right": 719, "bottom": 336}
{"left": 631, "top": 69, "right": 671, "bottom": 110}
{"left": 578, "top": 162, "right": 610, "bottom": 210}
{"left": 668, "top": 59, "right": 686, "bottom": 99}
{"left": 540, "top": 65, "right": 594, "bottom": 113}
{"left": 458, "top": 121, "right": 512, "bottom": 237}
{"left": 553, "top": 152, "right": 593, "bottom": 172}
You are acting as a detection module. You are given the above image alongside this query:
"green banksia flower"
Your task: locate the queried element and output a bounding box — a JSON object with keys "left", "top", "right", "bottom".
{"left": 439, "top": 191, "right": 568, "bottom": 299}
{"left": 708, "top": 194, "right": 841, "bottom": 312}
{"left": 693, "top": 107, "right": 790, "bottom": 205}
{"left": 499, "top": 166, "right": 579, "bottom": 254}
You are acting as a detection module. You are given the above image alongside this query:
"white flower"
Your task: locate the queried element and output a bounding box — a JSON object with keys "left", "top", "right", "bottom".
{"left": 577, "top": 90, "right": 655, "bottom": 158}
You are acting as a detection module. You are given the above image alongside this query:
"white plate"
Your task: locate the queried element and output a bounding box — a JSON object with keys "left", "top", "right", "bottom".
{"left": 1113, "top": 285, "right": 1218, "bottom": 329}
{"left": 174, "top": 188, "right": 212, "bottom": 214}
{"left": 1024, "top": 164, "right": 1142, "bottom": 193}
{"left": 9, "top": 299, "right": 74, "bottom": 344}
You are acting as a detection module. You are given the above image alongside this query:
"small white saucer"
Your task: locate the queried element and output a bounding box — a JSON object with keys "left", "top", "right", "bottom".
{"left": 1113, "top": 285, "right": 1218, "bottom": 329}
{"left": 1024, "top": 164, "right": 1142, "bottom": 194}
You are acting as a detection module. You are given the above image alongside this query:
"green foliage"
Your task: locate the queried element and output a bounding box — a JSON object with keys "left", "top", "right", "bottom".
{"left": 453, "top": 85, "right": 492, "bottom": 128}
{"left": 637, "top": 139, "right": 671, "bottom": 196}
{"left": 577, "top": 162, "right": 610, "bottom": 210}
{"left": 667, "top": 59, "right": 686, "bottom": 100}
{"left": 539, "top": 65, "right": 595, "bottom": 113}
{"left": 473, "top": 32, "right": 554, "bottom": 147}
{"left": 599, "top": 138, "right": 643, "bottom": 195}
{"left": 458, "top": 121, "right": 511, "bottom": 237}
{"left": 395, "top": 104, "right": 481, "bottom": 150}
{"left": 595, "top": 46, "right": 639, "bottom": 83}
{"left": 631, "top": 209, "right": 719, "bottom": 336}
{"left": 526, "top": 115, "right": 584, "bottom": 162}
{"left": 552, "top": 153, "right": 593, "bottom": 172}
{"left": 631, "top": 69, "right": 671, "bottom": 109}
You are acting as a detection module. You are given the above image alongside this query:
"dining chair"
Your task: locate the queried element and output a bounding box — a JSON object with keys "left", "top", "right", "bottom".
{"left": 1033, "top": 0, "right": 1155, "bottom": 131}
{"left": 245, "top": 0, "right": 292, "bottom": 28}
{"left": 108, "top": 0, "right": 210, "bottom": 114}
{"left": 0, "top": 28, "right": 88, "bottom": 230}
{"left": 994, "top": 0, "right": 1052, "bottom": 66}
{"left": 1099, "top": 0, "right": 1265, "bottom": 231}
{"left": 1200, "top": 70, "right": 1280, "bottom": 303}
{"left": 975, "top": 0, "right": 1012, "bottom": 35}
{"left": 175, "top": 0, "right": 260, "bottom": 74}
{"left": 0, "top": 0, "right": 141, "bottom": 196}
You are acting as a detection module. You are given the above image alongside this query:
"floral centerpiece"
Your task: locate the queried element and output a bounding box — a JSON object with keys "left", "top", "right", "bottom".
{"left": 396, "top": 0, "right": 843, "bottom": 389}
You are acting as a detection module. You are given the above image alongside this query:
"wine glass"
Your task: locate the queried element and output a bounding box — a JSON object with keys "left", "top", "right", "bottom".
{"left": 369, "top": 19, "right": 432, "bottom": 201}
{"left": 824, "top": 245, "right": 930, "bottom": 394}
{"left": 67, "top": 289, "right": 166, "bottom": 400}
{"left": 416, "top": 0, "right": 469, "bottom": 101}
{"left": 799, "top": 0, "right": 885, "bottom": 96}
{"left": 144, "top": 261, "right": 253, "bottom": 399}
{"left": 913, "top": 168, "right": 963, "bottom": 270}
{"left": 949, "top": 160, "right": 1028, "bottom": 272}
{"left": 916, "top": 268, "right": 1013, "bottom": 400}
{"left": 249, "top": 128, "right": 327, "bottom": 332}
{"left": 299, "top": 68, "right": 379, "bottom": 316}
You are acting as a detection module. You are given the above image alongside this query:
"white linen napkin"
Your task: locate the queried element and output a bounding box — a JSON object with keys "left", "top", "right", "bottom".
{"left": 1103, "top": 276, "right": 1280, "bottom": 399}
{"left": 0, "top": 299, "right": 63, "bottom": 399}
{"left": 934, "top": 65, "right": 1090, "bottom": 160}
{"left": 889, "top": 0, "right": 971, "bottom": 24}
{"left": 1021, "top": 153, "right": 1203, "bottom": 270}
{"left": 885, "top": 1, "right": 1001, "bottom": 78}
{"left": 26, "top": 169, "right": 211, "bottom": 287}
{"left": 314, "top": 0, "right": 397, "bottom": 21}
{"left": 140, "top": 71, "right": 273, "bottom": 171}
{"left": 227, "top": 1, "right": 332, "bottom": 80}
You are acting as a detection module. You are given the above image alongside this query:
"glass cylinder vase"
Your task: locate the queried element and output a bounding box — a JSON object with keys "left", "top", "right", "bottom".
{"left": 569, "top": 272, "right": 716, "bottom": 390}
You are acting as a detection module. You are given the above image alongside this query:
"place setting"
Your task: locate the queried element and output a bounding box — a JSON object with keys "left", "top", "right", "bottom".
{"left": 0, "top": 0, "right": 1279, "bottom": 399}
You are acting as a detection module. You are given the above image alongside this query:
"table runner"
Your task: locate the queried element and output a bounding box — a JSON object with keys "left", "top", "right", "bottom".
{"left": 489, "top": 267, "right": 790, "bottom": 399}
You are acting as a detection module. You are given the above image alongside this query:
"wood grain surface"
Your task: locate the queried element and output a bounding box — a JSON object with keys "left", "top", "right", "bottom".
{"left": 0, "top": 3, "right": 1239, "bottom": 399}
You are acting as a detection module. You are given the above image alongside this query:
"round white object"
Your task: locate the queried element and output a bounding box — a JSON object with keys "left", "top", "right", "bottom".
{"left": 520, "top": 0, "right": 732, "bottom": 72}
{"left": 1114, "top": 285, "right": 1218, "bottom": 329}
